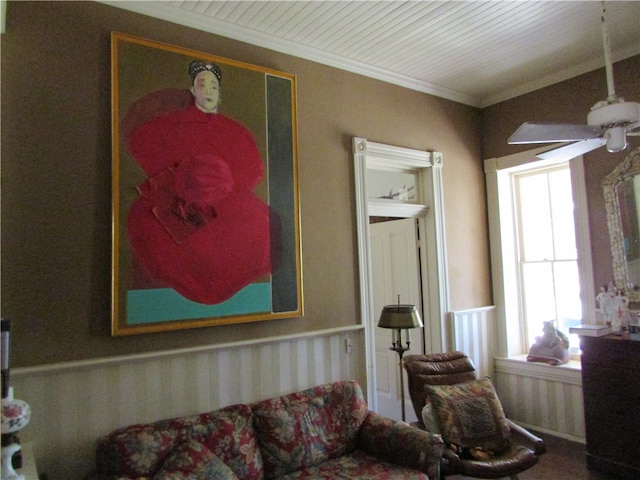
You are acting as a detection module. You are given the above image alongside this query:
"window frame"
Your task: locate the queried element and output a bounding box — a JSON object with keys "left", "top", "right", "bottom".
{"left": 485, "top": 146, "right": 595, "bottom": 358}
{"left": 514, "top": 165, "right": 581, "bottom": 350}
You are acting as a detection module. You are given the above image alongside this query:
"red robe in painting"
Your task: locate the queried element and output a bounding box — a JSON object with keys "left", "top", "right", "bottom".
{"left": 124, "top": 89, "right": 273, "bottom": 305}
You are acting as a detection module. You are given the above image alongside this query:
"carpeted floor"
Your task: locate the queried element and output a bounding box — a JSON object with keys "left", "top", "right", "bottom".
{"left": 445, "top": 432, "right": 622, "bottom": 480}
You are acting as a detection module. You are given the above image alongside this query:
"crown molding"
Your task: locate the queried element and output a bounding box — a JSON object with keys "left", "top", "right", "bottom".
{"left": 98, "top": 1, "right": 481, "bottom": 108}
{"left": 481, "top": 42, "right": 640, "bottom": 108}
{"left": 98, "top": 1, "right": 640, "bottom": 110}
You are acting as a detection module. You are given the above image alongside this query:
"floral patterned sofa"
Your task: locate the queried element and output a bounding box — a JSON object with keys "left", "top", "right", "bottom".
{"left": 87, "top": 380, "right": 443, "bottom": 479}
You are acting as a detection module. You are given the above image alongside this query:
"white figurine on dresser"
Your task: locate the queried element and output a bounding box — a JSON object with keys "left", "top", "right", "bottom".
{"left": 596, "top": 281, "right": 632, "bottom": 332}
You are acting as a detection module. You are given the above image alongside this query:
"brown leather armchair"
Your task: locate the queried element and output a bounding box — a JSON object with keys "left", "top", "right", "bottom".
{"left": 403, "top": 351, "right": 545, "bottom": 479}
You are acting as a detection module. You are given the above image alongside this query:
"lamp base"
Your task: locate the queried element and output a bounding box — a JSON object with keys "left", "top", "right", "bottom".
{"left": 1, "top": 443, "right": 24, "bottom": 480}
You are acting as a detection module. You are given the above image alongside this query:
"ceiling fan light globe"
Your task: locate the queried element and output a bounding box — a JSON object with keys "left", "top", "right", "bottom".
{"left": 605, "top": 126, "right": 627, "bottom": 153}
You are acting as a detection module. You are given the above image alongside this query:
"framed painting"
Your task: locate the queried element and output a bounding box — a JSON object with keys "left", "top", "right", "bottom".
{"left": 111, "top": 32, "right": 302, "bottom": 335}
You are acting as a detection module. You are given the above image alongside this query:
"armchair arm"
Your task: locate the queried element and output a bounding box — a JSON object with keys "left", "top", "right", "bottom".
{"left": 507, "top": 419, "right": 546, "bottom": 455}
{"left": 435, "top": 422, "right": 545, "bottom": 478}
{"left": 439, "top": 446, "right": 464, "bottom": 474}
{"left": 357, "top": 411, "right": 444, "bottom": 479}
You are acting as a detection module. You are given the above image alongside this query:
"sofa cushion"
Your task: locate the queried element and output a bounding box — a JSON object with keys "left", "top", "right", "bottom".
{"left": 153, "top": 438, "right": 238, "bottom": 480}
{"left": 425, "top": 377, "right": 511, "bottom": 454}
{"left": 251, "top": 380, "right": 368, "bottom": 478}
{"left": 278, "top": 450, "right": 429, "bottom": 479}
{"left": 95, "top": 404, "right": 262, "bottom": 480}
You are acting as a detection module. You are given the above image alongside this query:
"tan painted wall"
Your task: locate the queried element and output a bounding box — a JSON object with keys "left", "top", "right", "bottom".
{"left": 0, "top": 1, "right": 489, "bottom": 367}
{"left": 482, "top": 55, "right": 640, "bottom": 297}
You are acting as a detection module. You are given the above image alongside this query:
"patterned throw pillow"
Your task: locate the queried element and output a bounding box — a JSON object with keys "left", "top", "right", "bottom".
{"left": 425, "top": 377, "right": 511, "bottom": 454}
{"left": 153, "top": 438, "right": 239, "bottom": 480}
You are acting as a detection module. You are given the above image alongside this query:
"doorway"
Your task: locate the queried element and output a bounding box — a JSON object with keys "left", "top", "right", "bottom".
{"left": 353, "top": 137, "right": 450, "bottom": 411}
{"left": 371, "top": 217, "right": 422, "bottom": 422}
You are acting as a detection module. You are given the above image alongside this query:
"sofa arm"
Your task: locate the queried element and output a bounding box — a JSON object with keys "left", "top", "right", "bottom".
{"left": 357, "top": 411, "right": 444, "bottom": 479}
{"left": 84, "top": 472, "right": 134, "bottom": 480}
{"left": 83, "top": 471, "right": 105, "bottom": 480}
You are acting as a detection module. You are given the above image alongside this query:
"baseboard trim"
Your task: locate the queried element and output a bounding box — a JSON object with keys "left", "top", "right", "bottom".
{"left": 517, "top": 422, "right": 586, "bottom": 444}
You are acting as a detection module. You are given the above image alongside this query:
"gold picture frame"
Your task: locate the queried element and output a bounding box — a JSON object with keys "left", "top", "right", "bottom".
{"left": 111, "top": 32, "right": 302, "bottom": 335}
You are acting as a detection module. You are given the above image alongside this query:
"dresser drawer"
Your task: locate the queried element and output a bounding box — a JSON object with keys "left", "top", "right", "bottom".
{"left": 583, "top": 400, "right": 640, "bottom": 432}
{"left": 582, "top": 366, "right": 640, "bottom": 404}
{"left": 586, "top": 425, "right": 640, "bottom": 466}
{"left": 580, "top": 336, "right": 640, "bottom": 366}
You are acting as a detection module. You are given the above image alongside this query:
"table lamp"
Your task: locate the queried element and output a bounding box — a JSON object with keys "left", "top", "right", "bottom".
{"left": 377, "top": 296, "right": 423, "bottom": 421}
{"left": 1, "top": 318, "right": 30, "bottom": 480}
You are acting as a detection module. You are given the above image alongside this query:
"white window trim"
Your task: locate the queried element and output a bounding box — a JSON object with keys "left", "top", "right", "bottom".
{"left": 485, "top": 145, "right": 595, "bottom": 358}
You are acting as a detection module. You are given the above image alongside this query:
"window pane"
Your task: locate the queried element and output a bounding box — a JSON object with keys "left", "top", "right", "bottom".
{"left": 521, "top": 262, "right": 555, "bottom": 342}
{"left": 554, "top": 261, "right": 581, "bottom": 324}
{"left": 367, "top": 169, "right": 418, "bottom": 202}
{"left": 517, "top": 166, "right": 583, "bottom": 353}
{"left": 554, "top": 260, "right": 582, "bottom": 351}
{"left": 549, "top": 169, "right": 577, "bottom": 260}
{"left": 518, "top": 175, "right": 553, "bottom": 261}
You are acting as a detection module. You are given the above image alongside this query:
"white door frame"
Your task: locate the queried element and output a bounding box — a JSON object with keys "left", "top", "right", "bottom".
{"left": 353, "top": 137, "right": 450, "bottom": 410}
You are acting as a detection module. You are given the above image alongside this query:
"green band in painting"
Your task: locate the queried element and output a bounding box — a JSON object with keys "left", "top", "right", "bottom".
{"left": 127, "top": 283, "right": 272, "bottom": 324}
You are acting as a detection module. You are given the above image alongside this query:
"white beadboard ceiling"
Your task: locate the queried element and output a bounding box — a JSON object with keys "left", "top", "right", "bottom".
{"left": 102, "top": 1, "right": 640, "bottom": 108}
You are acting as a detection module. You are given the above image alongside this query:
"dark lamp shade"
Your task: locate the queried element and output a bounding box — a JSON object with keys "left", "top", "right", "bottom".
{"left": 377, "top": 304, "right": 423, "bottom": 329}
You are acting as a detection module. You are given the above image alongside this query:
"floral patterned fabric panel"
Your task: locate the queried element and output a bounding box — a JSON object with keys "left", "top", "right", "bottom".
{"left": 95, "top": 404, "right": 263, "bottom": 480}
{"left": 153, "top": 438, "right": 239, "bottom": 480}
{"left": 251, "top": 381, "right": 368, "bottom": 478}
{"left": 278, "top": 450, "right": 429, "bottom": 480}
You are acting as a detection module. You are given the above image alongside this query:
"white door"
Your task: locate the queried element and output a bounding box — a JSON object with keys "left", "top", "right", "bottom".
{"left": 371, "top": 217, "right": 422, "bottom": 422}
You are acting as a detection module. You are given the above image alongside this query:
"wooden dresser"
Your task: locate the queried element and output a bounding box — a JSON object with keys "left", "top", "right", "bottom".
{"left": 579, "top": 335, "right": 640, "bottom": 479}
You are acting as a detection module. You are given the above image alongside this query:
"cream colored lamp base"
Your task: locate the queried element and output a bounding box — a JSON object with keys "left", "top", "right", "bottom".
{"left": 1, "top": 443, "right": 24, "bottom": 480}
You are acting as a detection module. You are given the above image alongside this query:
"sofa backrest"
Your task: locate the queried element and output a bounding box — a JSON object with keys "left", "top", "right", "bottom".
{"left": 94, "top": 403, "right": 263, "bottom": 480}
{"left": 251, "top": 380, "right": 368, "bottom": 478}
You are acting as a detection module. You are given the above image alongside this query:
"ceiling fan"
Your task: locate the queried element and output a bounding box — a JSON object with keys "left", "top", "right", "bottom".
{"left": 508, "top": 2, "right": 640, "bottom": 162}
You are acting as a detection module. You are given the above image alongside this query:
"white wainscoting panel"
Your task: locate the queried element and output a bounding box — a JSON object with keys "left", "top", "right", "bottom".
{"left": 449, "top": 307, "right": 584, "bottom": 440}
{"left": 449, "top": 306, "right": 496, "bottom": 379}
{"left": 494, "top": 356, "right": 585, "bottom": 442}
{"left": 10, "top": 327, "right": 366, "bottom": 479}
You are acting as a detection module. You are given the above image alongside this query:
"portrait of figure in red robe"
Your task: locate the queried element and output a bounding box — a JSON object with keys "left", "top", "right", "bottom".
{"left": 123, "top": 60, "right": 278, "bottom": 305}
{"left": 111, "top": 33, "right": 301, "bottom": 335}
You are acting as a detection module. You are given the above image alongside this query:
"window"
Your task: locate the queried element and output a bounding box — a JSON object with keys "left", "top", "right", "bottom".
{"left": 485, "top": 149, "right": 594, "bottom": 358}
{"left": 514, "top": 166, "right": 582, "bottom": 352}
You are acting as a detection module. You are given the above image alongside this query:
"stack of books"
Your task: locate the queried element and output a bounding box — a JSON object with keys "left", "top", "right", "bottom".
{"left": 569, "top": 324, "right": 614, "bottom": 337}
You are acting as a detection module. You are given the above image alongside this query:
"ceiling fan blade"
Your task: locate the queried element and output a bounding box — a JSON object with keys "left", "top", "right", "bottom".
{"left": 627, "top": 121, "right": 640, "bottom": 136}
{"left": 536, "top": 138, "right": 607, "bottom": 162}
{"left": 508, "top": 122, "right": 603, "bottom": 144}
